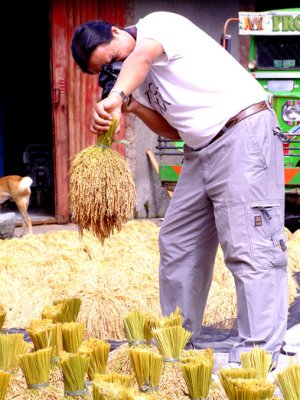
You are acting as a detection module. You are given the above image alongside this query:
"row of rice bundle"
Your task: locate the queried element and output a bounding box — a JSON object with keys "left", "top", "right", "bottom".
{"left": 0, "top": 333, "right": 30, "bottom": 373}
{"left": 69, "top": 118, "right": 137, "bottom": 243}
{"left": 18, "top": 347, "right": 52, "bottom": 390}
{"left": 61, "top": 322, "right": 84, "bottom": 353}
{"left": 240, "top": 346, "right": 273, "bottom": 380}
{"left": 276, "top": 363, "right": 300, "bottom": 400}
{"left": 128, "top": 347, "right": 162, "bottom": 392}
{"left": 58, "top": 351, "right": 90, "bottom": 397}
{"left": 0, "top": 304, "right": 6, "bottom": 330}
{"left": 41, "top": 297, "right": 81, "bottom": 323}
{"left": 179, "top": 348, "right": 214, "bottom": 400}
{"left": 152, "top": 325, "right": 192, "bottom": 362}
{"left": 78, "top": 338, "right": 111, "bottom": 381}
{"left": 0, "top": 370, "right": 10, "bottom": 400}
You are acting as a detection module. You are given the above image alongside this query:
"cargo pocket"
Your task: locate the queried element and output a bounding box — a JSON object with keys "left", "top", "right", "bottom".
{"left": 247, "top": 201, "right": 287, "bottom": 268}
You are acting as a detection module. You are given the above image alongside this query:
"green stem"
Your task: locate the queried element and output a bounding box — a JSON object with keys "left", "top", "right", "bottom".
{"left": 97, "top": 119, "right": 119, "bottom": 147}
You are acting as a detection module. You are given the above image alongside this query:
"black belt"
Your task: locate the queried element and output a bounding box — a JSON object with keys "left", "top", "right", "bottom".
{"left": 196, "top": 100, "right": 268, "bottom": 150}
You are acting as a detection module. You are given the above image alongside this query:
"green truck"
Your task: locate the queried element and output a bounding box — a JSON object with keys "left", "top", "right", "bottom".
{"left": 157, "top": 8, "right": 300, "bottom": 228}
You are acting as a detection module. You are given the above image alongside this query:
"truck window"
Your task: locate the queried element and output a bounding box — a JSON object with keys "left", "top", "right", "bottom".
{"left": 256, "top": 36, "right": 300, "bottom": 69}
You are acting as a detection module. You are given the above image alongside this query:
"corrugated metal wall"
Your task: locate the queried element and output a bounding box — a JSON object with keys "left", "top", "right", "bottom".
{"left": 51, "top": 0, "right": 125, "bottom": 222}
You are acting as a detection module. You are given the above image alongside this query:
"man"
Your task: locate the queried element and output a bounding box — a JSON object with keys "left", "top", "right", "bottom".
{"left": 71, "top": 11, "right": 288, "bottom": 367}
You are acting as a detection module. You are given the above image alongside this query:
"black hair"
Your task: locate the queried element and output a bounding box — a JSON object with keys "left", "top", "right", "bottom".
{"left": 71, "top": 20, "right": 113, "bottom": 73}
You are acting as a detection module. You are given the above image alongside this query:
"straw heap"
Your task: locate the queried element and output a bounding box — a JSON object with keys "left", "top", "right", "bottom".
{"left": 0, "top": 333, "right": 30, "bottom": 373}
{"left": 69, "top": 118, "right": 136, "bottom": 243}
{"left": 78, "top": 338, "right": 111, "bottom": 380}
{"left": 18, "top": 347, "right": 52, "bottom": 389}
{"left": 93, "top": 380, "right": 128, "bottom": 400}
{"left": 61, "top": 322, "right": 84, "bottom": 353}
{"left": 128, "top": 347, "right": 162, "bottom": 392}
{"left": 0, "top": 304, "right": 6, "bottom": 330}
{"left": 240, "top": 346, "right": 273, "bottom": 380}
{"left": 152, "top": 325, "right": 192, "bottom": 361}
{"left": 59, "top": 351, "right": 90, "bottom": 396}
{"left": 276, "top": 363, "right": 300, "bottom": 400}
{"left": 0, "top": 370, "right": 10, "bottom": 400}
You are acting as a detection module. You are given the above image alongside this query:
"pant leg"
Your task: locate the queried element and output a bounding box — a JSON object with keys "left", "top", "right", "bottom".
{"left": 159, "top": 145, "right": 219, "bottom": 344}
{"left": 204, "top": 107, "right": 288, "bottom": 364}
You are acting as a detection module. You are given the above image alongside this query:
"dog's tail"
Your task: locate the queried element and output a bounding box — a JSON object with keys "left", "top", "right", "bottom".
{"left": 18, "top": 176, "right": 33, "bottom": 194}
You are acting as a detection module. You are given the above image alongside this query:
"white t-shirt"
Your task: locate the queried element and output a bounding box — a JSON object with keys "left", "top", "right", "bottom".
{"left": 135, "top": 11, "right": 267, "bottom": 148}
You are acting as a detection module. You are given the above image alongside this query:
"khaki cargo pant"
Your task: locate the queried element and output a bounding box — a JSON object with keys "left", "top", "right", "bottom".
{"left": 159, "top": 105, "right": 288, "bottom": 363}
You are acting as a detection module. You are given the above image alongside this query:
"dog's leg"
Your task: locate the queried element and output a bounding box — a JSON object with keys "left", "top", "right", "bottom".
{"left": 15, "top": 197, "right": 32, "bottom": 235}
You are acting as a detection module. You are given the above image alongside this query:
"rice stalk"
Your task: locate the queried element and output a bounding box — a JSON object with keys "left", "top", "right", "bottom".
{"left": 69, "top": 118, "right": 136, "bottom": 243}
{"left": 0, "top": 304, "right": 6, "bottom": 330}
{"left": 79, "top": 338, "right": 111, "bottom": 380}
{"left": 61, "top": 322, "right": 84, "bottom": 353}
{"left": 59, "top": 351, "right": 90, "bottom": 396}
{"left": 18, "top": 347, "right": 52, "bottom": 389}
{"left": 123, "top": 309, "right": 146, "bottom": 346}
{"left": 276, "top": 363, "right": 300, "bottom": 400}
{"left": 240, "top": 346, "right": 273, "bottom": 380}
{"left": 0, "top": 370, "right": 10, "bottom": 400}
{"left": 152, "top": 326, "right": 192, "bottom": 361}
{"left": 128, "top": 347, "right": 162, "bottom": 391}
{"left": 0, "top": 333, "right": 30, "bottom": 373}
{"left": 143, "top": 314, "right": 160, "bottom": 345}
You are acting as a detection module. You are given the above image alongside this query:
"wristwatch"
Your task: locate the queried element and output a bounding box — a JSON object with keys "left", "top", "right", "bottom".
{"left": 109, "top": 90, "right": 131, "bottom": 105}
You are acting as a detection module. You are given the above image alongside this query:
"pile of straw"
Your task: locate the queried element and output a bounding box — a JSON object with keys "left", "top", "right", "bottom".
{"left": 0, "top": 303, "right": 6, "bottom": 330}
{"left": 69, "top": 119, "right": 136, "bottom": 242}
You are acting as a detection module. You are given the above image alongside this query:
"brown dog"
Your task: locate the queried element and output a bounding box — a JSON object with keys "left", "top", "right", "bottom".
{"left": 0, "top": 175, "right": 33, "bottom": 235}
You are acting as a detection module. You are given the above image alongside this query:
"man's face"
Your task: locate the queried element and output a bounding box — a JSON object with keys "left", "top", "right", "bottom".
{"left": 88, "top": 27, "right": 135, "bottom": 74}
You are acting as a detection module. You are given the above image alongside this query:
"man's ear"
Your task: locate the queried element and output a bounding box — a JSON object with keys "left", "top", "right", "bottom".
{"left": 111, "top": 26, "right": 120, "bottom": 36}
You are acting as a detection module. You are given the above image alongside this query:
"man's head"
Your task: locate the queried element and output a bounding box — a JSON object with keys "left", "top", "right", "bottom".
{"left": 71, "top": 20, "right": 113, "bottom": 73}
{"left": 71, "top": 20, "right": 135, "bottom": 74}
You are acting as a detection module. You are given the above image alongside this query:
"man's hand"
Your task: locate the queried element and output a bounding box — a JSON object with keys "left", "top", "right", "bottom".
{"left": 90, "top": 93, "right": 122, "bottom": 135}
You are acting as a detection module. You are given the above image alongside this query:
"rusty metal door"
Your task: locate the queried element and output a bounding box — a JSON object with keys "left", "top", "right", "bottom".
{"left": 50, "top": 0, "right": 125, "bottom": 223}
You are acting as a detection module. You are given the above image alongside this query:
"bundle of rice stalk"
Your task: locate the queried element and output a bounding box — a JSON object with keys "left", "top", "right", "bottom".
{"left": 59, "top": 351, "right": 90, "bottom": 397}
{"left": 94, "top": 371, "right": 135, "bottom": 388}
{"left": 0, "top": 370, "right": 10, "bottom": 400}
{"left": 240, "top": 347, "right": 273, "bottom": 380}
{"left": 161, "top": 307, "right": 183, "bottom": 328}
{"left": 143, "top": 314, "right": 160, "bottom": 346}
{"left": 27, "top": 320, "right": 63, "bottom": 363}
{"left": 61, "top": 322, "right": 84, "bottom": 353}
{"left": 0, "top": 333, "right": 30, "bottom": 373}
{"left": 78, "top": 338, "right": 111, "bottom": 380}
{"left": 276, "top": 363, "right": 300, "bottom": 400}
{"left": 69, "top": 118, "right": 136, "bottom": 243}
{"left": 0, "top": 304, "right": 6, "bottom": 330}
{"left": 123, "top": 309, "right": 147, "bottom": 346}
{"left": 18, "top": 347, "right": 52, "bottom": 389}
{"left": 218, "top": 368, "right": 258, "bottom": 399}
{"left": 221, "top": 378, "right": 275, "bottom": 400}
{"left": 180, "top": 348, "right": 214, "bottom": 400}
{"left": 41, "top": 297, "right": 82, "bottom": 323}
{"left": 128, "top": 347, "right": 162, "bottom": 392}
{"left": 93, "top": 380, "right": 128, "bottom": 400}
{"left": 152, "top": 326, "right": 192, "bottom": 362}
